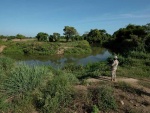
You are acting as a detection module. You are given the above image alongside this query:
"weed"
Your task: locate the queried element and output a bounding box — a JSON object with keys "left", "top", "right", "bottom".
{"left": 91, "top": 105, "right": 99, "bottom": 113}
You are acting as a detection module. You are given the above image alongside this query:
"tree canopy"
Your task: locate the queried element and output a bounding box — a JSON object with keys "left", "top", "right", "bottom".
{"left": 16, "top": 34, "right": 25, "bottom": 39}
{"left": 63, "top": 26, "right": 78, "bottom": 41}
{"left": 36, "top": 32, "right": 49, "bottom": 41}
{"left": 108, "top": 24, "right": 150, "bottom": 53}
{"left": 85, "top": 29, "right": 111, "bottom": 44}
{"left": 49, "top": 33, "right": 60, "bottom": 42}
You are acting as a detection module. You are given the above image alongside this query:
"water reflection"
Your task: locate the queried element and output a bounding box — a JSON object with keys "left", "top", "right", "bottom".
{"left": 6, "top": 47, "right": 112, "bottom": 68}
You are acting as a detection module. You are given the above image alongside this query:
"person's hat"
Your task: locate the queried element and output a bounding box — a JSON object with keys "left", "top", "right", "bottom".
{"left": 114, "top": 55, "right": 118, "bottom": 59}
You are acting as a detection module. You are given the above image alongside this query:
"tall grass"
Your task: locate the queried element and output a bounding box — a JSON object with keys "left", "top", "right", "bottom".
{"left": 1, "top": 64, "right": 49, "bottom": 97}
{"left": 0, "top": 56, "right": 15, "bottom": 72}
{"left": 0, "top": 57, "right": 15, "bottom": 82}
{"left": 0, "top": 64, "right": 51, "bottom": 112}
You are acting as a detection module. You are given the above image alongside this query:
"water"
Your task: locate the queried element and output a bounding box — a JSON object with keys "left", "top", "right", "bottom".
{"left": 7, "top": 47, "right": 112, "bottom": 68}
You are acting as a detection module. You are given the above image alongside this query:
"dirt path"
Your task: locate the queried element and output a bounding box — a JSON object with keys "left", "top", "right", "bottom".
{"left": 0, "top": 45, "right": 6, "bottom": 53}
{"left": 75, "top": 76, "right": 150, "bottom": 94}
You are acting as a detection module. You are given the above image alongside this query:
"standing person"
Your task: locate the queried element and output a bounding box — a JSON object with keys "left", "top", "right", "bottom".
{"left": 111, "top": 56, "right": 119, "bottom": 81}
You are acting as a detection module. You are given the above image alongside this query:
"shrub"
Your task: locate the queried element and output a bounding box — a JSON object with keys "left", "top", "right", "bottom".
{"left": 35, "top": 72, "right": 78, "bottom": 113}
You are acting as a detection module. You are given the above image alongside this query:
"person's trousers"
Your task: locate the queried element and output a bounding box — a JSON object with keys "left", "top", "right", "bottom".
{"left": 111, "top": 69, "right": 116, "bottom": 80}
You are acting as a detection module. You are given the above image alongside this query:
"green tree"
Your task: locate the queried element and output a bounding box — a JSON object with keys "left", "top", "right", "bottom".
{"left": 49, "top": 33, "right": 60, "bottom": 42}
{"left": 63, "top": 26, "right": 78, "bottom": 41}
{"left": 111, "top": 24, "right": 148, "bottom": 52}
{"left": 114, "top": 24, "right": 147, "bottom": 43}
{"left": 86, "top": 29, "right": 111, "bottom": 44}
{"left": 87, "top": 29, "right": 102, "bottom": 43}
{"left": 36, "top": 32, "right": 48, "bottom": 41}
{"left": 16, "top": 34, "right": 25, "bottom": 40}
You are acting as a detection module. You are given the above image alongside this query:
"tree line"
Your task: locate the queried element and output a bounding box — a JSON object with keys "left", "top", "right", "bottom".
{"left": 0, "top": 23, "right": 150, "bottom": 52}
{"left": 35, "top": 26, "right": 111, "bottom": 43}
{"left": 105, "top": 23, "right": 150, "bottom": 53}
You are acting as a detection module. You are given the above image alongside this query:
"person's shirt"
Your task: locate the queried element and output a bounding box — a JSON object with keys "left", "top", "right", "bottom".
{"left": 112, "top": 59, "right": 119, "bottom": 70}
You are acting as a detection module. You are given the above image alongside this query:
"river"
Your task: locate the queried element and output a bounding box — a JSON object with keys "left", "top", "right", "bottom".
{"left": 7, "top": 47, "right": 112, "bottom": 68}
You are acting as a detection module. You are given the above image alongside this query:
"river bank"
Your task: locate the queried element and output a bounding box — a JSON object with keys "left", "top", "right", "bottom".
{"left": 0, "top": 40, "right": 92, "bottom": 55}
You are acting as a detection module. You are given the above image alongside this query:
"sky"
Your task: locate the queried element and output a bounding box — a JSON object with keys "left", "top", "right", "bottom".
{"left": 0, "top": 0, "right": 150, "bottom": 37}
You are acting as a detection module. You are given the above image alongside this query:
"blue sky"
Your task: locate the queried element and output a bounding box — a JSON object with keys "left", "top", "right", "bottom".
{"left": 0, "top": 0, "right": 150, "bottom": 37}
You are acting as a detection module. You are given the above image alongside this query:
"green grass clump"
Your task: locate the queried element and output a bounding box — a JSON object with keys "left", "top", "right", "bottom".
{"left": 1, "top": 64, "right": 49, "bottom": 97}
{"left": 0, "top": 56, "right": 15, "bottom": 72}
{"left": 91, "top": 105, "right": 100, "bottom": 113}
{"left": 35, "top": 72, "right": 78, "bottom": 113}
{"left": 0, "top": 64, "right": 50, "bottom": 112}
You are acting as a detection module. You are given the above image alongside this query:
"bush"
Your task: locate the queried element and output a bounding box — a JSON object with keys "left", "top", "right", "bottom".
{"left": 35, "top": 72, "right": 78, "bottom": 113}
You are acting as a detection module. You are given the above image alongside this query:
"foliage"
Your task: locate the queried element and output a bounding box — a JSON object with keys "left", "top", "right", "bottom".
{"left": 35, "top": 72, "right": 78, "bottom": 113}
{"left": 64, "top": 40, "right": 92, "bottom": 55}
{"left": 49, "top": 32, "right": 60, "bottom": 42}
{"left": 1, "top": 40, "right": 92, "bottom": 55}
{"left": 86, "top": 29, "right": 111, "bottom": 44}
{"left": 63, "top": 26, "right": 78, "bottom": 41}
{"left": 108, "top": 24, "right": 149, "bottom": 53}
{"left": 16, "top": 34, "right": 26, "bottom": 39}
{"left": 36, "top": 32, "right": 49, "bottom": 41}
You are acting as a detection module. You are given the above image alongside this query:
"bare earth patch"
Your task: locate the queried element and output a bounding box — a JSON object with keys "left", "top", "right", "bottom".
{"left": 0, "top": 45, "right": 6, "bottom": 53}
